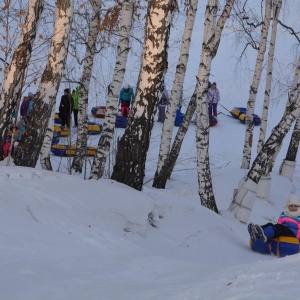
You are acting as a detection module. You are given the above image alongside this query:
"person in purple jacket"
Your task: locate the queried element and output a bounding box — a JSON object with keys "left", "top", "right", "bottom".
{"left": 207, "top": 82, "right": 220, "bottom": 117}
{"left": 158, "top": 84, "right": 169, "bottom": 123}
{"left": 20, "top": 92, "right": 34, "bottom": 117}
{"left": 248, "top": 194, "right": 300, "bottom": 242}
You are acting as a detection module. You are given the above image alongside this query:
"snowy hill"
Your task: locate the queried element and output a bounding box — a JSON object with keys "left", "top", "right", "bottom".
{"left": 1, "top": 105, "right": 300, "bottom": 299}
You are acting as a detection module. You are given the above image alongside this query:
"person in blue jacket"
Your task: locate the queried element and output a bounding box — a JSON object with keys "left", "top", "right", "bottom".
{"left": 119, "top": 84, "right": 135, "bottom": 117}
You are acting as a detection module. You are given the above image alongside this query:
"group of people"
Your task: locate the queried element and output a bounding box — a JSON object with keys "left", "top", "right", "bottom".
{"left": 2, "top": 92, "right": 35, "bottom": 159}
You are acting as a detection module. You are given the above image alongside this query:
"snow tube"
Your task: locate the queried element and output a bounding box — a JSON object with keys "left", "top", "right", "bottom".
{"left": 239, "top": 113, "right": 261, "bottom": 126}
{"left": 231, "top": 107, "right": 246, "bottom": 119}
{"left": 115, "top": 115, "right": 128, "bottom": 128}
{"left": 209, "top": 116, "right": 218, "bottom": 127}
{"left": 54, "top": 113, "right": 72, "bottom": 124}
{"left": 91, "top": 106, "right": 106, "bottom": 118}
{"left": 175, "top": 109, "right": 184, "bottom": 127}
{"left": 250, "top": 236, "right": 300, "bottom": 257}
{"left": 87, "top": 123, "right": 103, "bottom": 135}
{"left": 52, "top": 136, "right": 60, "bottom": 145}
{"left": 54, "top": 125, "right": 70, "bottom": 137}
{"left": 51, "top": 145, "right": 96, "bottom": 157}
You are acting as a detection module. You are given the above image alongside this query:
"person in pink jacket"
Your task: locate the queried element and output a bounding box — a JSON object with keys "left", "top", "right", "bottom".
{"left": 248, "top": 194, "right": 300, "bottom": 242}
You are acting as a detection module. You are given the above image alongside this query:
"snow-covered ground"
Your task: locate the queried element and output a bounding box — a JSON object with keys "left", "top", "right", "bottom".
{"left": 1, "top": 96, "right": 299, "bottom": 299}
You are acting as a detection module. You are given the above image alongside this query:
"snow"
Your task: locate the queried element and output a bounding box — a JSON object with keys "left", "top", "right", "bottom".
{"left": 2, "top": 1, "right": 300, "bottom": 299}
{"left": 1, "top": 100, "right": 300, "bottom": 299}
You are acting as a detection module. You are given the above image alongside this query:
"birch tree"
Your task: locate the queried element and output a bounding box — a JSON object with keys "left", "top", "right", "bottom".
{"left": 40, "top": 104, "right": 56, "bottom": 170}
{"left": 229, "top": 62, "right": 300, "bottom": 224}
{"left": 89, "top": 0, "right": 134, "bottom": 179}
{"left": 241, "top": 0, "right": 272, "bottom": 169}
{"left": 280, "top": 115, "right": 300, "bottom": 180}
{"left": 0, "top": 0, "right": 44, "bottom": 159}
{"left": 153, "top": 0, "right": 199, "bottom": 188}
{"left": 257, "top": 0, "right": 282, "bottom": 154}
{"left": 268, "top": 57, "right": 300, "bottom": 176}
{"left": 152, "top": 0, "right": 234, "bottom": 190}
{"left": 111, "top": 0, "right": 177, "bottom": 190}
{"left": 255, "top": 0, "right": 282, "bottom": 199}
{"left": 71, "top": 0, "right": 102, "bottom": 174}
{"left": 13, "top": 0, "right": 74, "bottom": 167}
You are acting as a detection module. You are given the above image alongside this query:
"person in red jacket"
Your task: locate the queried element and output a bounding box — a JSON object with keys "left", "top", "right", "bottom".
{"left": 248, "top": 194, "right": 300, "bottom": 242}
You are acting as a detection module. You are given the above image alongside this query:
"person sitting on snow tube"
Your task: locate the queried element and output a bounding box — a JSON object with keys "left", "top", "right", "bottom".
{"left": 248, "top": 194, "right": 300, "bottom": 242}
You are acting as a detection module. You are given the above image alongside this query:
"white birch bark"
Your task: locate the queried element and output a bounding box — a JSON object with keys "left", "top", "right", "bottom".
{"left": 269, "top": 57, "right": 300, "bottom": 172}
{"left": 255, "top": 0, "right": 282, "bottom": 200}
{"left": 0, "top": 0, "right": 44, "bottom": 158}
{"left": 71, "top": 0, "right": 102, "bottom": 174}
{"left": 153, "top": 0, "right": 198, "bottom": 185}
{"left": 40, "top": 103, "right": 55, "bottom": 170}
{"left": 229, "top": 69, "right": 300, "bottom": 223}
{"left": 194, "top": 0, "right": 217, "bottom": 212}
{"left": 241, "top": 0, "right": 272, "bottom": 169}
{"left": 89, "top": 0, "right": 133, "bottom": 179}
{"left": 13, "top": 0, "right": 73, "bottom": 167}
{"left": 257, "top": 0, "right": 282, "bottom": 155}
{"left": 152, "top": 0, "right": 234, "bottom": 190}
{"left": 111, "top": 0, "right": 176, "bottom": 190}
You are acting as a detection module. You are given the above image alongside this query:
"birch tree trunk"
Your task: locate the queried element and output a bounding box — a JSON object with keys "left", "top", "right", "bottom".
{"left": 194, "top": 0, "right": 218, "bottom": 212}
{"left": 241, "top": 0, "right": 272, "bottom": 169}
{"left": 229, "top": 77, "right": 300, "bottom": 223}
{"left": 0, "top": 0, "right": 44, "bottom": 158}
{"left": 89, "top": 0, "right": 133, "bottom": 179}
{"left": 71, "top": 0, "right": 102, "bottom": 174}
{"left": 152, "top": 0, "right": 199, "bottom": 188}
{"left": 257, "top": 0, "right": 282, "bottom": 154}
{"left": 13, "top": 0, "right": 74, "bottom": 167}
{"left": 111, "top": 0, "right": 177, "bottom": 190}
{"left": 152, "top": 0, "right": 234, "bottom": 189}
{"left": 40, "top": 103, "right": 55, "bottom": 170}
{"left": 268, "top": 57, "right": 300, "bottom": 174}
{"left": 255, "top": 0, "right": 282, "bottom": 200}
{"left": 279, "top": 115, "right": 300, "bottom": 180}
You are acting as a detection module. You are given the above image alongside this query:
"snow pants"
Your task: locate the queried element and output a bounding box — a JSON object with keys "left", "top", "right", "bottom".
{"left": 208, "top": 103, "right": 218, "bottom": 117}
{"left": 158, "top": 106, "right": 166, "bottom": 122}
{"left": 262, "top": 222, "right": 296, "bottom": 239}
{"left": 121, "top": 101, "right": 130, "bottom": 118}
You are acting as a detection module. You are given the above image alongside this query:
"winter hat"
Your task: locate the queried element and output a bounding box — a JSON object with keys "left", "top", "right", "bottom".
{"left": 212, "top": 82, "right": 216, "bottom": 85}
{"left": 284, "top": 194, "right": 300, "bottom": 217}
{"left": 124, "top": 84, "right": 130, "bottom": 89}
{"left": 28, "top": 92, "right": 34, "bottom": 98}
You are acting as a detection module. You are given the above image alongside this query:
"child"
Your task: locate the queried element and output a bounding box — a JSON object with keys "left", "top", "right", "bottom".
{"left": 248, "top": 194, "right": 300, "bottom": 242}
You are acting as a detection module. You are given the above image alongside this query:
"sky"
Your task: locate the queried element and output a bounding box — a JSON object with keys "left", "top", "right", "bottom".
{"left": 1, "top": 1, "right": 300, "bottom": 299}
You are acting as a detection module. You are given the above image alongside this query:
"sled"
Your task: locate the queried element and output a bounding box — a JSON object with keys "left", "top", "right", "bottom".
{"left": 52, "top": 136, "right": 60, "bottom": 145}
{"left": 175, "top": 108, "right": 184, "bottom": 127}
{"left": 55, "top": 113, "right": 72, "bottom": 124}
{"left": 91, "top": 106, "right": 106, "bottom": 118}
{"left": 230, "top": 107, "right": 246, "bottom": 119}
{"left": 54, "top": 125, "right": 70, "bottom": 137}
{"left": 239, "top": 113, "right": 261, "bottom": 126}
{"left": 209, "top": 115, "right": 218, "bottom": 127}
{"left": 115, "top": 115, "right": 128, "bottom": 128}
{"left": 250, "top": 236, "right": 300, "bottom": 257}
{"left": 86, "top": 122, "right": 103, "bottom": 135}
{"left": 51, "top": 144, "right": 96, "bottom": 157}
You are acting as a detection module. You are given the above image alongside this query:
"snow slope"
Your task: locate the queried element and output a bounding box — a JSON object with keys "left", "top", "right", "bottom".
{"left": 1, "top": 102, "right": 299, "bottom": 299}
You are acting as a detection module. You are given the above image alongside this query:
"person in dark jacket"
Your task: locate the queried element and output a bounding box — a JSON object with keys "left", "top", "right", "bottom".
{"left": 119, "top": 84, "right": 135, "bottom": 117}
{"left": 158, "top": 85, "right": 169, "bottom": 123}
{"left": 59, "top": 88, "right": 74, "bottom": 128}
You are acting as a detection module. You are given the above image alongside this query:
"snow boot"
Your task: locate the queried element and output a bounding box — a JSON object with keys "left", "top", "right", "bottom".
{"left": 255, "top": 225, "right": 268, "bottom": 243}
{"left": 248, "top": 222, "right": 259, "bottom": 241}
